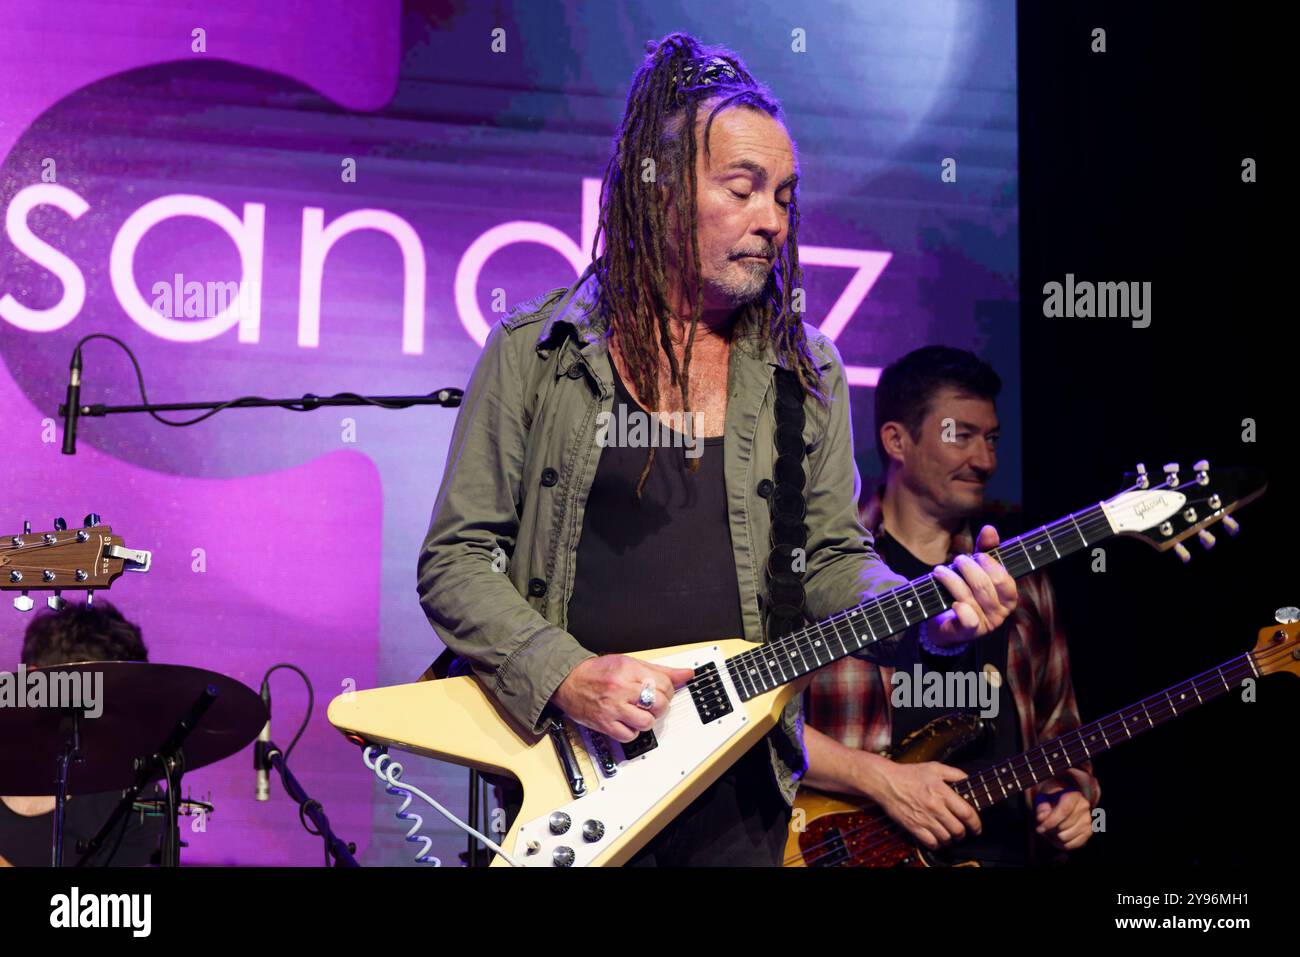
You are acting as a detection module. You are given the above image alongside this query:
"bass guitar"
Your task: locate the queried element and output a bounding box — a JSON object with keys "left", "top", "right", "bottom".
{"left": 786, "top": 610, "right": 1300, "bottom": 866}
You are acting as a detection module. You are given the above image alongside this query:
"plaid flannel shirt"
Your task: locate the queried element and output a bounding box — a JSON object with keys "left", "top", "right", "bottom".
{"left": 805, "top": 490, "right": 1101, "bottom": 819}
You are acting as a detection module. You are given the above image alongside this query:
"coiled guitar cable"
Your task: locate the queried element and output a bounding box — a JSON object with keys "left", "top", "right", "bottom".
{"left": 362, "top": 746, "right": 521, "bottom": 867}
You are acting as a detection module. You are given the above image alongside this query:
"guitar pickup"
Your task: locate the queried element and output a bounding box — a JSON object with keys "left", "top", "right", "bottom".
{"left": 689, "top": 662, "right": 733, "bottom": 723}
{"left": 620, "top": 729, "right": 657, "bottom": 759}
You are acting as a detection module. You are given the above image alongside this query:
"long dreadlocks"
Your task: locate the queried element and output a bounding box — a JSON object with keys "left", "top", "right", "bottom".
{"left": 590, "top": 33, "right": 828, "bottom": 497}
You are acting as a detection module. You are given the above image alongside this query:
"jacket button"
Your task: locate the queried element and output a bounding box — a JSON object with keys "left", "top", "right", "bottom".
{"left": 757, "top": 479, "right": 774, "bottom": 498}
{"left": 540, "top": 467, "right": 559, "bottom": 487}
{"left": 566, "top": 365, "right": 584, "bottom": 379}
{"left": 528, "top": 578, "right": 548, "bottom": 597}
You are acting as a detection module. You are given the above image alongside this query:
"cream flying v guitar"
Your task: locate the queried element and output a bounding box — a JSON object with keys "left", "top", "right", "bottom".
{"left": 328, "top": 460, "right": 1264, "bottom": 866}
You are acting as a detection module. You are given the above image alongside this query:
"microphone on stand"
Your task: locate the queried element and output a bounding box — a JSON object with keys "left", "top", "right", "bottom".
{"left": 255, "top": 682, "right": 271, "bottom": 801}
{"left": 60, "top": 348, "right": 82, "bottom": 455}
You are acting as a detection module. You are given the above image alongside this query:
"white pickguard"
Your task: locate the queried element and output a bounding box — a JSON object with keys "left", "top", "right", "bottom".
{"left": 510, "top": 645, "right": 749, "bottom": 867}
{"left": 1099, "top": 487, "right": 1187, "bottom": 534}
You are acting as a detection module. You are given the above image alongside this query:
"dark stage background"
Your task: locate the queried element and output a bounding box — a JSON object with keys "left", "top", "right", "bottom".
{"left": 1019, "top": 2, "right": 1287, "bottom": 866}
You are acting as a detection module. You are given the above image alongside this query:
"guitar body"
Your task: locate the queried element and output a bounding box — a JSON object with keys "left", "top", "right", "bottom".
{"left": 328, "top": 638, "right": 810, "bottom": 867}
{"left": 329, "top": 465, "right": 1265, "bottom": 867}
{"left": 786, "top": 713, "right": 988, "bottom": 867}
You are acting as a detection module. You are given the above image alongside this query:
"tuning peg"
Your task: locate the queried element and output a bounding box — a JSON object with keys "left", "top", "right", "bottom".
{"left": 1135, "top": 463, "right": 1149, "bottom": 489}
{"left": 1276, "top": 607, "right": 1300, "bottom": 624}
{"left": 85, "top": 589, "right": 94, "bottom": 607}
{"left": 22, "top": 520, "right": 31, "bottom": 534}
{"left": 1197, "top": 530, "right": 1216, "bottom": 549}
{"left": 53, "top": 517, "right": 67, "bottom": 531}
{"left": 1222, "top": 516, "right": 1240, "bottom": 536}
{"left": 12, "top": 591, "right": 34, "bottom": 612}
{"left": 1162, "top": 463, "right": 1180, "bottom": 487}
{"left": 83, "top": 513, "right": 102, "bottom": 528}
{"left": 1173, "top": 542, "right": 1191, "bottom": 563}
{"left": 1193, "top": 460, "right": 1210, "bottom": 485}
{"left": 46, "top": 592, "right": 66, "bottom": 611}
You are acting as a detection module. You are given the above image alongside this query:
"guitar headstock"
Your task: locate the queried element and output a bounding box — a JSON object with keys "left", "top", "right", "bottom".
{"left": 1251, "top": 609, "right": 1300, "bottom": 681}
{"left": 1099, "top": 460, "right": 1266, "bottom": 561}
{"left": 0, "top": 514, "right": 151, "bottom": 612}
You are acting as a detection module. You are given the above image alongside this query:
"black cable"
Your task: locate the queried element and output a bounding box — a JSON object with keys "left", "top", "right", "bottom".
{"left": 259, "top": 662, "right": 313, "bottom": 762}
{"left": 259, "top": 663, "right": 336, "bottom": 864}
{"left": 67, "top": 333, "right": 455, "bottom": 428}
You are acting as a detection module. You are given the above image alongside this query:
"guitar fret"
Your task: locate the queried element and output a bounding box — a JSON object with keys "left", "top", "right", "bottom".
{"left": 1067, "top": 511, "right": 1088, "bottom": 549}
{"left": 831, "top": 619, "right": 852, "bottom": 658}
{"left": 786, "top": 635, "right": 810, "bottom": 677}
{"left": 858, "top": 609, "right": 877, "bottom": 647}
{"left": 729, "top": 660, "right": 753, "bottom": 699}
{"left": 1042, "top": 525, "right": 1061, "bottom": 560}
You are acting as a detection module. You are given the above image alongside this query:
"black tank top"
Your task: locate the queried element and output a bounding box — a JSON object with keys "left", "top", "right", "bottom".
{"left": 565, "top": 361, "right": 744, "bottom": 654}
{"left": 877, "top": 531, "right": 1029, "bottom": 866}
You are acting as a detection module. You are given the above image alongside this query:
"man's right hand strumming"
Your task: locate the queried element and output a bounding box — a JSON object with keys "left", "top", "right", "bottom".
{"left": 552, "top": 656, "right": 696, "bottom": 743}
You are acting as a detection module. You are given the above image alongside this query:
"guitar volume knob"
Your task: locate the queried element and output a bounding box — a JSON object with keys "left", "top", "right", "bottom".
{"left": 548, "top": 811, "right": 571, "bottom": 835}
{"left": 552, "top": 846, "right": 575, "bottom": 867}
{"left": 582, "top": 819, "right": 605, "bottom": 842}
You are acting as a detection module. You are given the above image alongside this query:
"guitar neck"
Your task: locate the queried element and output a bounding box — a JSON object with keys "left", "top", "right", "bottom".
{"left": 725, "top": 504, "right": 1113, "bottom": 699}
{"left": 956, "top": 650, "right": 1259, "bottom": 810}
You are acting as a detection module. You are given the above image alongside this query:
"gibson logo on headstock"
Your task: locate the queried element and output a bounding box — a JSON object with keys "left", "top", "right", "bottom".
{"left": 1132, "top": 495, "right": 1170, "bottom": 520}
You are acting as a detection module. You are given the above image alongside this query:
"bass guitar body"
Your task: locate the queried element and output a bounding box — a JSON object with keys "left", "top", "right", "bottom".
{"left": 786, "top": 713, "right": 988, "bottom": 867}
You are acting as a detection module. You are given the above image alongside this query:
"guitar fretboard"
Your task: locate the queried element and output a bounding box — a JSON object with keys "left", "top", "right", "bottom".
{"left": 955, "top": 651, "right": 1260, "bottom": 809}
{"left": 724, "top": 504, "right": 1113, "bottom": 700}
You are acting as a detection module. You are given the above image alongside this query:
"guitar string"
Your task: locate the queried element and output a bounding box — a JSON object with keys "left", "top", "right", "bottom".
{"left": 686, "top": 472, "right": 1233, "bottom": 706}
{"left": 678, "top": 508, "right": 1117, "bottom": 707}
{"left": 791, "top": 644, "right": 1286, "bottom": 866}
{"left": 582, "top": 482, "right": 1221, "bottom": 747}
{"left": 796, "top": 645, "right": 1278, "bottom": 866}
{"left": 797, "top": 649, "right": 1270, "bottom": 867}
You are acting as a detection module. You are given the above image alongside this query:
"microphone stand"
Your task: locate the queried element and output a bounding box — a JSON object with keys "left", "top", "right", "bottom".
{"left": 264, "top": 740, "right": 359, "bottom": 867}
{"left": 59, "top": 389, "right": 463, "bottom": 454}
{"left": 76, "top": 684, "right": 218, "bottom": 867}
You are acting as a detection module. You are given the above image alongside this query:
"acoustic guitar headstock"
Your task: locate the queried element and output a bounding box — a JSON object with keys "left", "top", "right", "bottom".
{"left": 0, "top": 514, "right": 151, "bottom": 612}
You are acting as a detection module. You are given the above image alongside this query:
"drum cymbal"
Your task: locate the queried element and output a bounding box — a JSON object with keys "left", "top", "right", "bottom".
{"left": 0, "top": 661, "right": 267, "bottom": 795}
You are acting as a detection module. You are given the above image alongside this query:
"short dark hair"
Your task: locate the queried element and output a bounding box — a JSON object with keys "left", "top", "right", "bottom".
{"left": 874, "top": 345, "right": 1002, "bottom": 467}
{"left": 20, "top": 600, "right": 148, "bottom": 667}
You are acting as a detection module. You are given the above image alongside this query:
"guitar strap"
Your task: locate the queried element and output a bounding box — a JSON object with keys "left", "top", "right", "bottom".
{"left": 763, "top": 368, "right": 809, "bottom": 643}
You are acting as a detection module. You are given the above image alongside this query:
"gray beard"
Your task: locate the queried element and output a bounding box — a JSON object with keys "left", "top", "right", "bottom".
{"left": 708, "top": 259, "right": 770, "bottom": 306}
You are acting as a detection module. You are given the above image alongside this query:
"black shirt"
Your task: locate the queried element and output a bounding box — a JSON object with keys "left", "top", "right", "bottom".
{"left": 874, "top": 530, "right": 1029, "bottom": 866}
{"left": 566, "top": 360, "right": 744, "bottom": 653}
{"left": 554, "top": 359, "right": 786, "bottom": 864}
{"left": 0, "top": 789, "right": 164, "bottom": 866}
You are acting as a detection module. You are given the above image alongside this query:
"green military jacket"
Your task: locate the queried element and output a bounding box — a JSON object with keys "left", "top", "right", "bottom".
{"left": 417, "top": 267, "right": 907, "bottom": 805}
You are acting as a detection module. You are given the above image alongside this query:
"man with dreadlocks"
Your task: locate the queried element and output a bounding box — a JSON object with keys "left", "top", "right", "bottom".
{"left": 417, "top": 33, "right": 1018, "bottom": 866}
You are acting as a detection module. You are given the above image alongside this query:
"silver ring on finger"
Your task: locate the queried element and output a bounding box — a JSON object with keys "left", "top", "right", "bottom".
{"left": 637, "top": 680, "right": 656, "bottom": 710}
